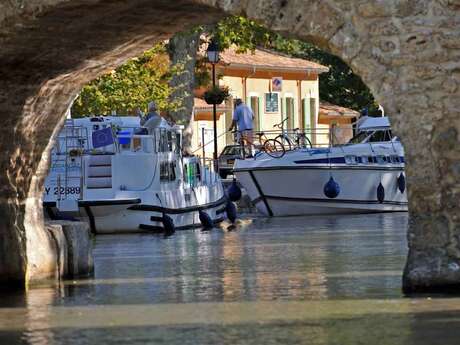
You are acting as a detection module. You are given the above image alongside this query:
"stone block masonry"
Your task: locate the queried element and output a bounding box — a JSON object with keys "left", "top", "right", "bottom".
{"left": 46, "top": 221, "right": 94, "bottom": 279}
{"left": 0, "top": 0, "right": 459, "bottom": 292}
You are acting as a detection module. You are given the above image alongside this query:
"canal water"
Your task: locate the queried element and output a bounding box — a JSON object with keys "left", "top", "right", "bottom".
{"left": 2, "top": 213, "right": 460, "bottom": 344}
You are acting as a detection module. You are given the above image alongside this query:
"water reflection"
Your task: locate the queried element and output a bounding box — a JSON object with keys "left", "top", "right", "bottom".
{"left": 3, "top": 213, "right": 460, "bottom": 344}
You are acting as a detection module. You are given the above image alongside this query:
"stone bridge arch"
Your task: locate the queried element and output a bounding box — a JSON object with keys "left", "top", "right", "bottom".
{"left": 0, "top": 0, "right": 458, "bottom": 292}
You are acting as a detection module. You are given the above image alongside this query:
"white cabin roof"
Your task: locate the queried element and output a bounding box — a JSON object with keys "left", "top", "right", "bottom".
{"left": 71, "top": 116, "right": 173, "bottom": 130}
{"left": 357, "top": 116, "right": 391, "bottom": 131}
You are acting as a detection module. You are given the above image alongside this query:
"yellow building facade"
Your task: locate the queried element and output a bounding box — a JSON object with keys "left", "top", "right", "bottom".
{"left": 191, "top": 48, "right": 358, "bottom": 158}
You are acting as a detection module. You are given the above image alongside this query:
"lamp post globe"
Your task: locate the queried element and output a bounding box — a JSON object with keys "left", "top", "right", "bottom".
{"left": 206, "top": 39, "right": 220, "bottom": 64}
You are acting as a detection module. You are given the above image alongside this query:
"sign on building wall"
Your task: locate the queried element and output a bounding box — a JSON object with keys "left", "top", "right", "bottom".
{"left": 265, "top": 93, "right": 279, "bottom": 113}
{"left": 271, "top": 77, "right": 283, "bottom": 92}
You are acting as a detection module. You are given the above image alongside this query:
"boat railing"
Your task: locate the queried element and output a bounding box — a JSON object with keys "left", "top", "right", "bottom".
{"left": 245, "top": 125, "right": 355, "bottom": 151}
{"left": 113, "top": 126, "right": 182, "bottom": 155}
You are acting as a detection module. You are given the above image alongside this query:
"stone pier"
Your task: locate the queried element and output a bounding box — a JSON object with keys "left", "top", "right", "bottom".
{"left": 0, "top": 0, "right": 459, "bottom": 291}
{"left": 46, "top": 221, "right": 94, "bottom": 280}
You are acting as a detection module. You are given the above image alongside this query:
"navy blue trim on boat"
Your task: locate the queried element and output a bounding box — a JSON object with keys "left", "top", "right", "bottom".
{"left": 294, "top": 157, "right": 346, "bottom": 164}
{"left": 249, "top": 170, "right": 273, "bottom": 217}
{"left": 43, "top": 198, "right": 141, "bottom": 208}
{"left": 128, "top": 195, "right": 227, "bottom": 214}
{"left": 294, "top": 156, "right": 405, "bottom": 165}
{"left": 139, "top": 224, "right": 164, "bottom": 233}
{"left": 234, "top": 165, "right": 404, "bottom": 173}
{"left": 79, "top": 198, "right": 141, "bottom": 207}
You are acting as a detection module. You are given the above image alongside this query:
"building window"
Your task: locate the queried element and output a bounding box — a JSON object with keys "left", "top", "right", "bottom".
{"left": 265, "top": 93, "right": 279, "bottom": 113}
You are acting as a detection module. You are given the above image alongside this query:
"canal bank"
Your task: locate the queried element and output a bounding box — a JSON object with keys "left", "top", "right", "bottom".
{"left": 3, "top": 213, "right": 460, "bottom": 344}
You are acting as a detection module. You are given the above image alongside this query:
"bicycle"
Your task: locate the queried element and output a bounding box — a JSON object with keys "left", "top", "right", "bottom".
{"left": 273, "top": 118, "right": 313, "bottom": 151}
{"left": 255, "top": 131, "right": 285, "bottom": 158}
{"left": 235, "top": 130, "right": 285, "bottom": 159}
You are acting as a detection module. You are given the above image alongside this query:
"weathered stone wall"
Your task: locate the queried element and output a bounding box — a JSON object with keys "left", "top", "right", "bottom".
{"left": 0, "top": 0, "right": 459, "bottom": 291}
{"left": 0, "top": 0, "right": 224, "bottom": 285}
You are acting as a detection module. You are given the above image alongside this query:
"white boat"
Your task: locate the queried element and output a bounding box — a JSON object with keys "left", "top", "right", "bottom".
{"left": 233, "top": 116, "right": 408, "bottom": 216}
{"left": 43, "top": 116, "right": 226, "bottom": 233}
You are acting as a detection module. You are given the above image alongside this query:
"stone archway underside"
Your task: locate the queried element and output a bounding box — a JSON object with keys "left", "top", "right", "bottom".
{"left": 0, "top": 0, "right": 459, "bottom": 291}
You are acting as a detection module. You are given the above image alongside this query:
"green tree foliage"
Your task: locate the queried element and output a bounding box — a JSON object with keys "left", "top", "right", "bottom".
{"left": 214, "top": 16, "right": 300, "bottom": 54}
{"left": 209, "top": 16, "right": 379, "bottom": 115}
{"left": 71, "top": 43, "right": 182, "bottom": 117}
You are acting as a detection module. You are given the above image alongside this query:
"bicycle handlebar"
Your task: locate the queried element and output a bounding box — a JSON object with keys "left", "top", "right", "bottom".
{"left": 273, "top": 117, "right": 289, "bottom": 129}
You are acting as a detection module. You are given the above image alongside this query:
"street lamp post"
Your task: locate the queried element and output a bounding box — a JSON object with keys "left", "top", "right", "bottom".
{"left": 207, "top": 39, "right": 220, "bottom": 172}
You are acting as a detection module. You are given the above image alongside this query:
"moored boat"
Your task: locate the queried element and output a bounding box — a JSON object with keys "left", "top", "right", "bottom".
{"left": 43, "top": 116, "right": 226, "bottom": 233}
{"left": 233, "top": 116, "right": 408, "bottom": 216}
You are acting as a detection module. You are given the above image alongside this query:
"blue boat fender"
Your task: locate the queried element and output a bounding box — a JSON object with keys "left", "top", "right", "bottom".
{"left": 199, "top": 210, "right": 213, "bottom": 230}
{"left": 226, "top": 200, "right": 237, "bottom": 224}
{"left": 377, "top": 182, "right": 385, "bottom": 203}
{"left": 397, "top": 173, "right": 406, "bottom": 193}
{"left": 227, "top": 178, "right": 242, "bottom": 202}
{"left": 323, "top": 176, "right": 340, "bottom": 199}
{"left": 162, "top": 213, "right": 175, "bottom": 236}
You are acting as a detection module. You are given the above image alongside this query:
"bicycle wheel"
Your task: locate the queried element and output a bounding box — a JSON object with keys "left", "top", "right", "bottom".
{"left": 274, "top": 135, "right": 292, "bottom": 151}
{"left": 263, "top": 139, "right": 285, "bottom": 158}
{"left": 298, "top": 134, "right": 313, "bottom": 148}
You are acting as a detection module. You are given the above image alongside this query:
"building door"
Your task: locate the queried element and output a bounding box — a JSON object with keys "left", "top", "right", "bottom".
{"left": 250, "top": 96, "right": 260, "bottom": 131}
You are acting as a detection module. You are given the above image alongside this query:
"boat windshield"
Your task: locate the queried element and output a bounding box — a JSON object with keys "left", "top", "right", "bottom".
{"left": 347, "top": 129, "right": 393, "bottom": 144}
{"left": 348, "top": 131, "right": 371, "bottom": 144}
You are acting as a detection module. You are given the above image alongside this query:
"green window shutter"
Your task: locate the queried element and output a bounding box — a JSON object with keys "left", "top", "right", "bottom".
{"left": 302, "top": 98, "right": 313, "bottom": 142}
{"left": 259, "top": 97, "right": 263, "bottom": 130}
{"left": 250, "top": 96, "right": 260, "bottom": 132}
{"left": 302, "top": 98, "right": 311, "bottom": 130}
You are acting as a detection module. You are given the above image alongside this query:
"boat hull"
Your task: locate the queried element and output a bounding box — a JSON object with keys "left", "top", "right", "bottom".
{"left": 234, "top": 166, "right": 408, "bottom": 216}
{"left": 44, "top": 195, "right": 227, "bottom": 234}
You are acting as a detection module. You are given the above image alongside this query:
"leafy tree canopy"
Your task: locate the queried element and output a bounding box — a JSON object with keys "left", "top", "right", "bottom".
{"left": 71, "top": 43, "right": 182, "bottom": 117}
{"left": 208, "top": 16, "right": 380, "bottom": 115}
{"left": 72, "top": 16, "right": 380, "bottom": 118}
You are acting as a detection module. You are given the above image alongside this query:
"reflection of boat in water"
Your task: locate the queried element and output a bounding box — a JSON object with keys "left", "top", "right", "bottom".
{"left": 43, "top": 116, "right": 226, "bottom": 234}
{"left": 233, "top": 117, "right": 408, "bottom": 216}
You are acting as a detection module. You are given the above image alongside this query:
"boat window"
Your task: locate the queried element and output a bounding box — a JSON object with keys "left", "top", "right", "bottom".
{"left": 169, "top": 161, "right": 176, "bottom": 181}
{"left": 347, "top": 131, "right": 371, "bottom": 144}
{"left": 368, "top": 130, "right": 392, "bottom": 142}
{"left": 175, "top": 134, "right": 181, "bottom": 154}
{"left": 160, "top": 161, "right": 176, "bottom": 182}
{"left": 183, "top": 162, "right": 201, "bottom": 185}
{"left": 195, "top": 162, "right": 201, "bottom": 181}
{"left": 376, "top": 155, "right": 386, "bottom": 164}
{"left": 360, "top": 156, "right": 369, "bottom": 164}
{"left": 167, "top": 131, "right": 174, "bottom": 152}
{"left": 160, "top": 162, "right": 168, "bottom": 181}
{"left": 345, "top": 155, "right": 358, "bottom": 165}
{"left": 390, "top": 155, "right": 400, "bottom": 163}
{"left": 158, "top": 130, "right": 167, "bottom": 152}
